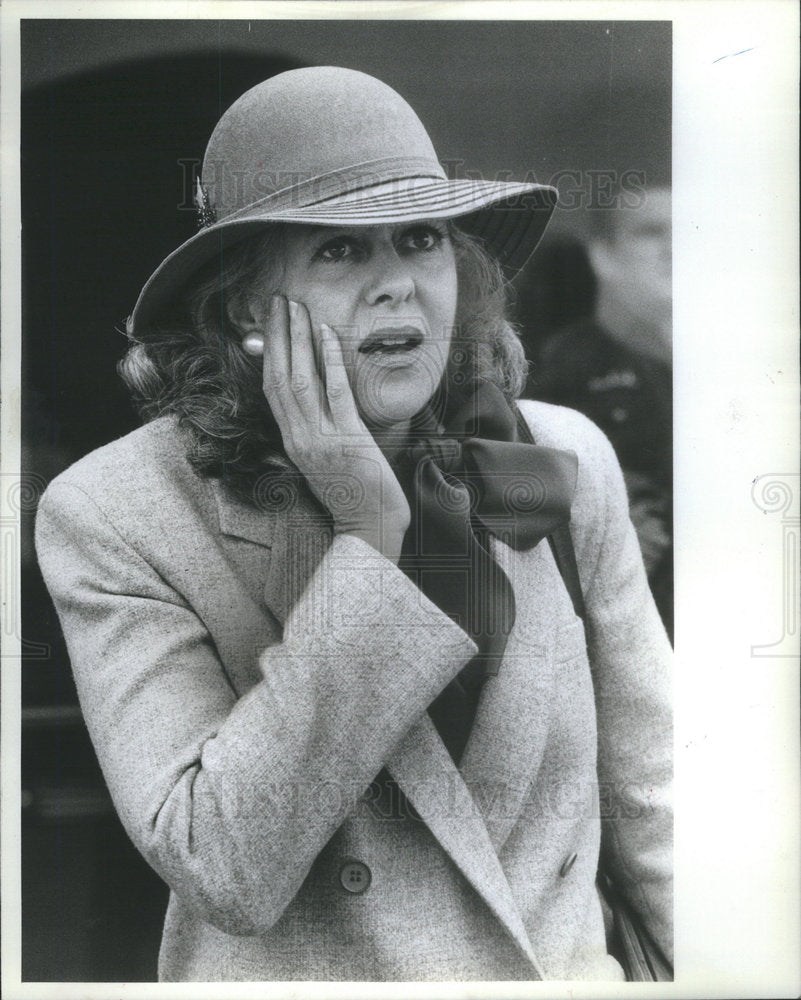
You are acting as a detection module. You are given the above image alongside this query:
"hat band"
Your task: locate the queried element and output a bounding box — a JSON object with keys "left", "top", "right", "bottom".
{"left": 207, "top": 155, "right": 447, "bottom": 224}
{"left": 261, "top": 178, "right": 550, "bottom": 225}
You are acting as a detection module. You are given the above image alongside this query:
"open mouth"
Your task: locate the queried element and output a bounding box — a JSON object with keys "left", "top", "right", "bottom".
{"left": 358, "top": 327, "right": 424, "bottom": 355}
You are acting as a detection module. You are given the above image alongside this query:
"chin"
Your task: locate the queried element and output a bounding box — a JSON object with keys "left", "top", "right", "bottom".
{"left": 359, "top": 394, "right": 428, "bottom": 429}
{"left": 354, "top": 366, "right": 442, "bottom": 429}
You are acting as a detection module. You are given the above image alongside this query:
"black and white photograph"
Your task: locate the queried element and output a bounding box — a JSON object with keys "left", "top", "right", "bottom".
{"left": 1, "top": 3, "right": 798, "bottom": 997}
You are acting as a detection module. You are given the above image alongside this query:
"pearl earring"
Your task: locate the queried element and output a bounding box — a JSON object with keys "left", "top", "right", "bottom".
{"left": 241, "top": 332, "right": 265, "bottom": 356}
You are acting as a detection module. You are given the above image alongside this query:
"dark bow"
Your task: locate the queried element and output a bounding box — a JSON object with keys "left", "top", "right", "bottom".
{"left": 392, "top": 380, "right": 577, "bottom": 763}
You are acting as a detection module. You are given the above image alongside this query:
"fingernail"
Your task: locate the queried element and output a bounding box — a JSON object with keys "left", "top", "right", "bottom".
{"left": 269, "top": 293, "right": 283, "bottom": 314}
{"left": 288, "top": 299, "right": 298, "bottom": 317}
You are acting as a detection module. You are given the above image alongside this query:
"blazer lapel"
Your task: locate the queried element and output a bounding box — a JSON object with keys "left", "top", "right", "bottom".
{"left": 213, "top": 475, "right": 333, "bottom": 626}
{"left": 214, "top": 481, "right": 277, "bottom": 548}
{"left": 261, "top": 497, "right": 333, "bottom": 626}
{"left": 384, "top": 542, "right": 566, "bottom": 975}
{"left": 459, "top": 539, "right": 563, "bottom": 851}
{"left": 386, "top": 715, "right": 544, "bottom": 978}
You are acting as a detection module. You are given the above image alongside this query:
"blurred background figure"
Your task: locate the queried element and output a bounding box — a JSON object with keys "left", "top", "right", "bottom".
{"left": 589, "top": 186, "right": 672, "bottom": 366}
{"left": 517, "top": 186, "right": 673, "bottom": 640}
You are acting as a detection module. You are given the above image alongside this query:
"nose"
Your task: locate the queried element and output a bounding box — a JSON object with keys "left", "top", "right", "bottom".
{"left": 362, "top": 246, "right": 415, "bottom": 308}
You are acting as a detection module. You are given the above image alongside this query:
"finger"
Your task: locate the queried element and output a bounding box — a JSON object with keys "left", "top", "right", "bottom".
{"left": 287, "top": 300, "right": 325, "bottom": 421}
{"left": 261, "top": 298, "right": 303, "bottom": 458}
{"left": 319, "top": 322, "right": 362, "bottom": 431}
{"left": 262, "top": 294, "right": 291, "bottom": 401}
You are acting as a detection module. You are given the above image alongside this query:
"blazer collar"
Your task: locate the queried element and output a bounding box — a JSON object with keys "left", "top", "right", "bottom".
{"left": 213, "top": 474, "right": 334, "bottom": 626}
{"left": 213, "top": 479, "right": 278, "bottom": 549}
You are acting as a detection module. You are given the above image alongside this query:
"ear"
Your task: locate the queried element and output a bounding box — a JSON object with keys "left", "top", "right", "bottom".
{"left": 587, "top": 238, "right": 613, "bottom": 280}
{"left": 226, "top": 288, "right": 268, "bottom": 336}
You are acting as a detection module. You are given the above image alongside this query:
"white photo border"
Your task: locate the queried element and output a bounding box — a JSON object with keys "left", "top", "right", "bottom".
{"left": 2, "top": 2, "right": 799, "bottom": 998}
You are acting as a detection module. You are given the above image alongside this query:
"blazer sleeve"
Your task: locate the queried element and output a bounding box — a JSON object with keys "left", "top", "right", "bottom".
{"left": 518, "top": 400, "right": 673, "bottom": 963}
{"left": 35, "top": 478, "right": 477, "bottom": 937}
{"left": 569, "top": 408, "right": 674, "bottom": 963}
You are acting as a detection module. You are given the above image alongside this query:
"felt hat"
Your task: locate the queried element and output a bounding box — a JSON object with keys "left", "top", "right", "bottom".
{"left": 130, "top": 66, "right": 557, "bottom": 335}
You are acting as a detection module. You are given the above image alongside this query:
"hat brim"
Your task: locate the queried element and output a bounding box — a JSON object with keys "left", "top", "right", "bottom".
{"left": 130, "top": 178, "right": 557, "bottom": 336}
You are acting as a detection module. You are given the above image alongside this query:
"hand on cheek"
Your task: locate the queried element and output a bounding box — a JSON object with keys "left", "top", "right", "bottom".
{"left": 258, "top": 295, "right": 410, "bottom": 562}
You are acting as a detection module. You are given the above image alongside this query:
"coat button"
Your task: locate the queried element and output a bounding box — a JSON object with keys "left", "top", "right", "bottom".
{"left": 339, "top": 860, "right": 372, "bottom": 895}
{"left": 559, "top": 852, "right": 578, "bottom": 877}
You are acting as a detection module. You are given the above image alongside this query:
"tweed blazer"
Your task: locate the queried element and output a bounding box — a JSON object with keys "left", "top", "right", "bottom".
{"left": 35, "top": 399, "right": 673, "bottom": 982}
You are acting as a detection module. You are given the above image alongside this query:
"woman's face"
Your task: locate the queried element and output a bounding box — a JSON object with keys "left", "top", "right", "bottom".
{"left": 256, "top": 220, "right": 458, "bottom": 429}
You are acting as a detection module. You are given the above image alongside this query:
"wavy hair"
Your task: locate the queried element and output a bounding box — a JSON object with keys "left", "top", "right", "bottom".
{"left": 119, "top": 223, "right": 528, "bottom": 505}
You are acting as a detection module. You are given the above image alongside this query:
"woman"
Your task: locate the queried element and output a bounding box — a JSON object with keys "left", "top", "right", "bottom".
{"left": 35, "top": 67, "right": 672, "bottom": 982}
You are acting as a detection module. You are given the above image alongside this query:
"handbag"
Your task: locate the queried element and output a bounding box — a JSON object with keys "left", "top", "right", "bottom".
{"left": 515, "top": 406, "right": 674, "bottom": 983}
{"left": 597, "top": 869, "right": 674, "bottom": 981}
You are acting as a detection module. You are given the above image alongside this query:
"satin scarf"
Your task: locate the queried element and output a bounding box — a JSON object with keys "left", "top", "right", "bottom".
{"left": 392, "top": 380, "right": 578, "bottom": 764}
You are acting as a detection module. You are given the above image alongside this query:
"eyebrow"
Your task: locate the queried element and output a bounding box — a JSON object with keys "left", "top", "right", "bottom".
{"left": 305, "top": 220, "right": 447, "bottom": 239}
{"left": 303, "top": 224, "right": 380, "bottom": 240}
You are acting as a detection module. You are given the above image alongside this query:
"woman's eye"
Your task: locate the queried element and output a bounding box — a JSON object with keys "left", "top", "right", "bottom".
{"left": 400, "top": 226, "right": 445, "bottom": 252}
{"left": 316, "top": 238, "right": 359, "bottom": 262}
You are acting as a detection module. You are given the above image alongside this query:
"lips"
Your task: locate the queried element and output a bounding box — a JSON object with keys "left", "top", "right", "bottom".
{"left": 358, "top": 326, "right": 424, "bottom": 355}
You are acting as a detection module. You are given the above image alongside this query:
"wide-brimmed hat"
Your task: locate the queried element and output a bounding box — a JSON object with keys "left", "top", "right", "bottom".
{"left": 130, "top": 66, "right": 557, "bottom": 336}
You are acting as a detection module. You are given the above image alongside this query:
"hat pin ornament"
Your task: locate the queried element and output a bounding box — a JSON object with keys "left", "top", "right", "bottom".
{"left": 195, "top": 178, "right": 217, "bottom": 229}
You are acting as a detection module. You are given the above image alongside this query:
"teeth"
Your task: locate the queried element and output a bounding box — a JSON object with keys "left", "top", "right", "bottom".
{"left": 360, "top": 335, "right": 421, "bottom": 354}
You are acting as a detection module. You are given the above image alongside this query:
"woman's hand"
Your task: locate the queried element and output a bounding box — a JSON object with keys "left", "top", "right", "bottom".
{"left": 261, "top": 295, "right": 410, "bottom": 563}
